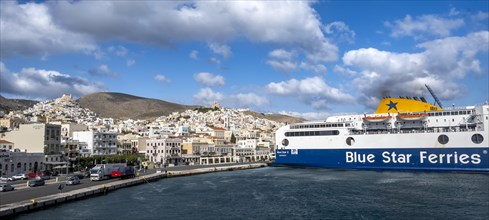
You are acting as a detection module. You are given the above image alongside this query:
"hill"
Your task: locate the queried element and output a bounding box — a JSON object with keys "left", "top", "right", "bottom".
{"left": 243, "top": 111, "right": 305, "bottom": 124}
{"left": 77, "top": 92, "right": 196, "bottom": 120}
{"left": 0, "top": 95, "right": 38, "bottom": 113}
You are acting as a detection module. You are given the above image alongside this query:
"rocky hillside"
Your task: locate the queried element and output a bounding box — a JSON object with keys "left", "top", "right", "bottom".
{"left": 243, "top": 111, "right": 305, "bottom": 124}
{"left": 0, "top": 95, "right": 38, "bottom": 113}
{"left": 77, "top": 92, "right": 196, "bottom": 120}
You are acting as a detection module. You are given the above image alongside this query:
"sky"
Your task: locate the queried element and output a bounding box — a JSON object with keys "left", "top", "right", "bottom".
{"left": 1, "top": 0, "right": 488, "bottom": 120}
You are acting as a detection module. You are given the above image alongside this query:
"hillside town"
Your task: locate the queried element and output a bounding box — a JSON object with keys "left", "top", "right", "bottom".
{"left": 0, "top": 94, "right": 284, "bottom": 177}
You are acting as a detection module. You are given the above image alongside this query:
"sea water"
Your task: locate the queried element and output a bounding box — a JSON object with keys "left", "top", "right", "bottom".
{"left": 16, "top": 167, "right": 489, "bottom": 219}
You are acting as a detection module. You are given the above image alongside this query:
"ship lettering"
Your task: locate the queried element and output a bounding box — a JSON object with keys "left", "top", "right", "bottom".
{"left": 346, "top": 152, "right": 375, "bottom": 163}
{"left": 382, "top": 152, "right": 412, "bottom": 163}
{"left": 419, "top": 151, "right": 481, "bottom": 164}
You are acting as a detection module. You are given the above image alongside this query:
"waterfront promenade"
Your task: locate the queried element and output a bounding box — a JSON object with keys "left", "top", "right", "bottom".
{"left": 0, "top": 162, "right": 267, "bottom": 217}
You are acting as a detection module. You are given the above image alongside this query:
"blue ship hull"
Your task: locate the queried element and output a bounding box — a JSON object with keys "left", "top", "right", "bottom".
{"left": 274, "top": 147, "right": 489, "bottom": 172}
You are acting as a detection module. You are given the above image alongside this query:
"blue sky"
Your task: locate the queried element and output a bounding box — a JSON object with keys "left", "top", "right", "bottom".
{"left": 1, "top": 0, "right": 488, "bottom": 119}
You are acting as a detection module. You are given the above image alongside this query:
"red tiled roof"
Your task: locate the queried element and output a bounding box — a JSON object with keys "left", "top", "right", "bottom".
{"left": 0, "top": 140, "right": 14, "bottom": 144}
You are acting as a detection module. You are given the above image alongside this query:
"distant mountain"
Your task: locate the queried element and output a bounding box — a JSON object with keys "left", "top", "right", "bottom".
{"left": 0, "top": 95, "right": 38, "bottom": 113}
{"left": 77, "top": 92, "right": 197, "bottom": 120}
{"left": 77, "top": 92, "right": 305, "bottom": 123}
{"left": 243, "top": 111, "right": 305, "bottom": 124}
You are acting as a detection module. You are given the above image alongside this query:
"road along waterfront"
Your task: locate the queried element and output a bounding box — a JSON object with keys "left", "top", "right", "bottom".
{"left": 0, "top": 163, "right": 267, "bottom": 218}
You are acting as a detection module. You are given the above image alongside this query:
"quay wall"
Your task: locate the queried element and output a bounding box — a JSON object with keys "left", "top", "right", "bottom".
{"left": 0, "top": 163, "right": 268, "bottom": 218}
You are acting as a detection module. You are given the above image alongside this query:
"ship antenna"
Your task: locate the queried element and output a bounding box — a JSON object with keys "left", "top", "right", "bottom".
{"left": 425, "top": 84, "right": 443, "bottom": 108}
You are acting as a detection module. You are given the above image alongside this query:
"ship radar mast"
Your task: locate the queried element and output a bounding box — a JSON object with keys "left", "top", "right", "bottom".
{"left": 425, "top": 84, "right": 443, "bottom": 108}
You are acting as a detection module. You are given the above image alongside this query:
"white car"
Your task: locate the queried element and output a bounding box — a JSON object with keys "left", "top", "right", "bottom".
{"left": 66, "top": 176, "right": 80, "bottom": 185}
{"left": 0, "top": 176, "right": 14, "bottom": 181}
{"left": 12, "top": 174, "right": 27, "bottom": 180}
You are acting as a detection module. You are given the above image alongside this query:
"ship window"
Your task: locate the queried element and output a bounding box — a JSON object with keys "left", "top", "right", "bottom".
{"left": 286, "top": 130, "right": 340, "bottom": 137}
{"left": 281, "top": 139, "right": 289, "bottom": 146}
{"left": 346, "top": 137, "right": 355, "bottom": 146}
{"left": 438, "top": 135, "right": 449, "bottom": 145}
{"left": 471, "top": 134, "right": 483, "bottom": 144}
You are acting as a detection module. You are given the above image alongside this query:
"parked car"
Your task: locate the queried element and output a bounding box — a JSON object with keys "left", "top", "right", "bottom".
{"left": 0, "top": 184, "right": 14, "bottom": 192}
{"left": 28, "top": 178, "right": 45, "bottom": 187}
{"left": 0, "top": 176, "right": 10, "bottom": 182}
{"left": 66, "top": 176, "right": 80, "bottom": 185}
{"left": 12, "top": 173, "right": 27, "bottom": 180}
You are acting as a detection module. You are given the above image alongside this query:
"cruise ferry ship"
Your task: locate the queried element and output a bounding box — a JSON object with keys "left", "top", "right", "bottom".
{"left": 274, "top": 96, "right": 489, "bottom": 172}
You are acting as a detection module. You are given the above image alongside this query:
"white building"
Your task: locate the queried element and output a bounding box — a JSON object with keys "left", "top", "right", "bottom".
{"left": 72, "top": 131, "right": 117, "bottom": 156}
{"left": 237, "top": 139, "right": 257, "bottom": 148}
{"left": 176, "top": 126, "right": 189, "bottom": 136}
{"left": 145, "top": 138, "right": 182, "bottom": 166}
{"left": 0, "top": 140, "right": 44, "bottom": 176}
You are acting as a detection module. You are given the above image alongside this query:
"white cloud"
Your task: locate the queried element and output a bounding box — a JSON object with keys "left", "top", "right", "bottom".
{"left": 46, "top": 1, "right": 336, "bottom": 62}
{"left": 88, "top": 64, "right": 117, "bottom": 77}
{"left": 0, "top": 62, "right": 9, "bottom": 73}
{"left": 342, "top": 31, "right": 488, "bottom": 108}
{"left": 194, "top": 72, "right": 225, "bottom": 87}
{"left": 386, "top": 14, "right": 464, "bottom": 39}
{"left": 208, "top": 57, "right": 221, "bottom": 65}
{"left": 0, "top": 1, "right": 97, "bottom": 58}
{"left": 193, "top": 88, "right": 224, "bottom": 105}
{"left": 266, "top": 49, "right": 297, "bottom": 72}
{"left": 269, "top": 49, "right": 294, "bottom": 60}
{"left": 0, "top": 63, "right": 105, "bottom": 99}
{"left": 299, "top": 62, "right": 327, "bottom": 74}
{"left": 208, "top": 43, "right": 232, "bottom": 59}
{"left": 189, "top": 50, "right": 199, "bottom": 60}
{"left": 304, "top": 41, "right": 338, "bottom": 63}
{"left": 449, "top": 7, "right": 460, "bottom": 16}
{"left": 323, "top": 21, "right": 355, "bottom": 44}
{"left": 471, "top": 11, "right": 489, "bottom": 21}
{"left": 126, "top": 59, "right": 136, "bottom": 66}
{"left": 155, "top": 74, "right": 170, "bottom": 83}
{"left": 333, "top": 65, "right": 357, "bottom": 76}
{"left": 108, "top": 45, "right": 128, "bottom": 57}
{"left": 266, "top": 60, "right": 297, "bottom": 72}
{"left": 233, "top": 93, "right": 269, "bottom": 108}
{"left": 3, "top": 1, "right": 339, "bottom": 67}
{"left": 266, "top": 76, "right": 354, "bottom": 110}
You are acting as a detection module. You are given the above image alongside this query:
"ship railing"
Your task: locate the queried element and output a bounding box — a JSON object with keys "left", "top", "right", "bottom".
{"left": 349, "top": 127, "right": 478, "bottom": 135}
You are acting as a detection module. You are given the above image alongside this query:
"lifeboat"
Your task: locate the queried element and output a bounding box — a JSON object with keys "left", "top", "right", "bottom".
{"left": 396, "top": 113, "right": 428, "bottom": 121}
{"left": 362, "top": 115, "right": 392, "bottom": 122}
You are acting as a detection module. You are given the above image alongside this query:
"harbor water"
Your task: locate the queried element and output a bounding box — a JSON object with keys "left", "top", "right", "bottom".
{"left": 16, "top": 167, "right": 489, "bottom": 219}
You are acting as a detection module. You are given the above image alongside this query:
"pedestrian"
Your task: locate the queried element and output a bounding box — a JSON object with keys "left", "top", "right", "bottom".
{"left": 58, "top": 183, "right": 64, "bottom": 193}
